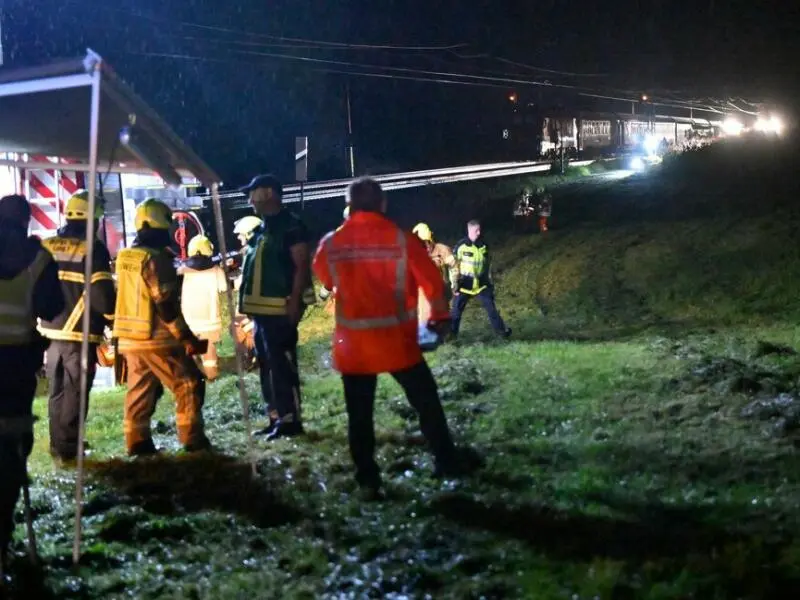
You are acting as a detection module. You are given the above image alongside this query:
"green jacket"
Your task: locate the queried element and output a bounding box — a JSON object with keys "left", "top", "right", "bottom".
{"left": 239, "top": 210, "right": 308, "bottom": 316}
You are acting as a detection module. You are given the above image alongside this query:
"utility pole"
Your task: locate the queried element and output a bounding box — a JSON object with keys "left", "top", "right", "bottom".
{"left": 345, "top": 80, "right": 355, "bottom": 178}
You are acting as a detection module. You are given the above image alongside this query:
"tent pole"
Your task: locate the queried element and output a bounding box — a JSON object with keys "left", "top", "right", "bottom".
{"left": 72, "top": 61, "right": 102, "bottom": 566}
{"left": 210, "top": 182, "right": 255, "bottom": 476}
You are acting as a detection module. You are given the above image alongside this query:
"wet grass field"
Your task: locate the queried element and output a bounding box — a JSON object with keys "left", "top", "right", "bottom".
{"left": 6, "top": 138, "right": 800, "bottom": 598}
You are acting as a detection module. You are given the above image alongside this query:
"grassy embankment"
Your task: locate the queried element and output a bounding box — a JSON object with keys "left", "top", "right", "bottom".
{"left": 6, "top": 137, "right": 800, "bottom": 598}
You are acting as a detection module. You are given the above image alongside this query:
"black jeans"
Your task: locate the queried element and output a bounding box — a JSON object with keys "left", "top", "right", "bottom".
{"left": 46, "top": 341, "right": 97, "bottom": 459}
{"left": 450, "top": 287, "right": 507, "bottom": 335}
{"left": 0, "top": 356, "right": 38, "bottom": 552}
{"left": 253, "top": 316, "right": 301, "bottom": 423}
{"left": 342, "top": 360, "right": 455, "bottom": 488}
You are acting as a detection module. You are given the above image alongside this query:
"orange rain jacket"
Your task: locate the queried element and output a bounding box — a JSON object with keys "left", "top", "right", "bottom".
{"left": 313, "top": 211, "right": 449, "bottom": 375}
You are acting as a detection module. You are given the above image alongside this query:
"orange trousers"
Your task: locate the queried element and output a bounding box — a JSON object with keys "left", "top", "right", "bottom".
{"left": 122, "top": 350, "right": 207, "bottom": 454}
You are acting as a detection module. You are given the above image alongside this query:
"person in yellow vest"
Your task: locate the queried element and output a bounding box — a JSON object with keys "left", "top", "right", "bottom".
{"left": 113, "top": 198, "right": 211, "bottom": 457}
{"left": 39, "top": 190, "right": 116, "bottom": 464}
{"left": 231, "top": 216, "right": 262, "bottom": 363}
{"left": 451, "top": 219, "right": 511, "bottom": 338}
{"left": 411, "top": 222, "right": 459, "bottom": 325}
{"left": 238, "top": 174, "right": 315, "bottom": 440}
{"left": 0, "top": 194, "right": 64, "bottom": 571}
{"left": 177, "top": 235, "right": 228, "bottom": 381}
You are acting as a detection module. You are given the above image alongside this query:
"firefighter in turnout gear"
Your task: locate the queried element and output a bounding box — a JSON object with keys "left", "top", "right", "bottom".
{"left": 39, "top": 190, "right": 116, "bottom": 463}
{"left": 177, "top": 235, "right": 228, "bottom": 381}
{"left": 0, "top": 194, "right": 65, "bottom": 572}
{"left": 411, "top": 222, "right": 459, "bottom": 325}
{"left": 451, "top": 219, "right": 511, "bottom": 338}
{"left": 239, "top": 174, "right": 314, "bottom": 440}
{"left": 313, "top": 178, "right": 477, "bottom": 498}
{"left": 231, "top": 216, "right": 262, "bottom": 365}
{"left": 113, "top": 198, "right": 211, "bottom": 456}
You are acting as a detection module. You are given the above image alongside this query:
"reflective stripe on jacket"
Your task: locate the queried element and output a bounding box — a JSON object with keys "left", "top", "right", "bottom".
{"left": 113, "top": 247, "right": 185, "bottom": 352}
{"left": 0, "top": 249, "right": 51, "bottom": 345}
{"left": 312, "top": 211, "right": 448, "bottom": 375}
{"left": 454, "top": 239, "right": 491, "bottom": 295}
{"left": 39, "top": 236, "right": 114, "bottom": 344}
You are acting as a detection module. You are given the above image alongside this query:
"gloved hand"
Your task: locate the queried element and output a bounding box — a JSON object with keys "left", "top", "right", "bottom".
{"left": 318, "top": 286, "right": 331, "bottom": 301}
{"left": 427, "top": 318, "right": 452, "bottom": 338}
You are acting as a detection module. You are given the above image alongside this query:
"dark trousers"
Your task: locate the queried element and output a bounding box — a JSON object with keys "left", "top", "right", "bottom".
{"left": 46, "top": 341, "right": 97, "bottom": 459}
{"left": 0, "top": 360, "right": 37, "bottom": 553}
{"left": 253, "top": 316, "right": 302, "bottom": 424}
{"left": 450, "top": 287, "right": 507, "bottom": 335}
{"left": 341, "top": 360, "right": 456, "bottom": 488}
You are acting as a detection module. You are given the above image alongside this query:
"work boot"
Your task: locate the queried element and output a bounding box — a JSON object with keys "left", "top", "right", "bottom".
{"left": 501, "top": 327, "right": 512, "bottom": 339}
{"left": 128, "top": 439, "right": 159, "bottom": 458}
{"left": 254, "top": 419, "right": 278, "bottom": 437}
{"left": 265, "top": 420, "right": 304, "bottom": 441}
{"left": 433, "top": 446, "right": 484, "bottom": 479}
{"left": 183, "top": 435, "right": 213, "bottom": 454}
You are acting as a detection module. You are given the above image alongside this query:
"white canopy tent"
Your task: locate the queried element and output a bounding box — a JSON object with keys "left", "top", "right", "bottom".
{"left": 0, "top": 49, "right": 253, "bottom": 564}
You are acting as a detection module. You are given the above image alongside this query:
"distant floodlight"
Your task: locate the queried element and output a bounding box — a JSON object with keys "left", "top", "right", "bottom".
{"left": 119, "top": 125, "right": 183, "bottom": 188}
{"left": 754, "top": 114, "right": 784, "bottom": 135}
{"left": 643, "top": 134, "right": 659, "bottom": 156}
{"left": 722, "top": 117, "right": 744, "bottom": 136}
{"left": 630, "top": 156, "right": 645, "bottom": 171}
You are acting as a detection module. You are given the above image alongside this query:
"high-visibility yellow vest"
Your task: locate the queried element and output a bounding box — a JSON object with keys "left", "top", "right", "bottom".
{"left": 455, "top": 241, "right": 489, "bottom": 295}
{"left": 113, "top": 247, "right": 183, "bottom": 352}
{"left": 113, "top": 248, "right": 153, "bottom": 341}
{"left": 0, "top": 249, "right": 51, "bottom": 345}
{"left": 39, "top": 236, "right": 113, "bottom": 344}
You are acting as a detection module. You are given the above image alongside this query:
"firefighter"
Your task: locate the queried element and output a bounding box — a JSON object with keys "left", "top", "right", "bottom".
{"left": 113, "top": 198, "right": 211, "bottom": 456}
{"left": 231, "top": 216, "right": 262, "bottom": 366}
{"left": 39, "top": 190, "right": 116, "bottom": 463}
{"left": 318, "top": 205, "right": 350, "bottom": 308}
{"left": 313, "top": 178, "right": 477, "bottom": 499}
{"left": 411, "top": 222, "right": 459, "bottom": 325}
{"left": 0, "top": 194, "right": 64, "bottom": 571}
{"left": 177, "top": 235, "right": 228, "bottom": 381}
{"left": 239, "top": 174, "right": 314, "bottom": 440}
{"left": 451, "top": 219, "right": 512, "bottom": 338}
{"left": 536, "top": 186, "right": 552, "bottom": 233}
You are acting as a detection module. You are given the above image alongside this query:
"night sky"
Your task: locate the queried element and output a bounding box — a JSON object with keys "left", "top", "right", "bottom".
{"left": 1, "top": 0, "right": 796, "bottom": 185}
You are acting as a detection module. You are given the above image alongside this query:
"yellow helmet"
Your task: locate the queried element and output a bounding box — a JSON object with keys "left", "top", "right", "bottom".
{"left": 343, "top": 205, "right": 350, "bottom": 220}
{"left": 134, "top": 198, "right": 172, "bottom": 231}
{"left": 412, "top": 222, "right": 433, "bottom": 242}
{"left": 187, "top": 234, "right": 214, "bottom": 257}
{"left": 233, "top": 215, "right": 262, "bottom": 242}
{"left": 65, "top": 190, "right": 103, "bottom": 221}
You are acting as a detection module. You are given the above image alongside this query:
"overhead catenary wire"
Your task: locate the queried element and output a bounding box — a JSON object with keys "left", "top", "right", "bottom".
{"left": 131, "top": 50, "right": 732, "bottom": 116}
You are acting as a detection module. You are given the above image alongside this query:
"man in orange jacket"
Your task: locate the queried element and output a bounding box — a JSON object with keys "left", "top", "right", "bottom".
{"left": 313, "top": 177, "right": 474, "bottom": 497}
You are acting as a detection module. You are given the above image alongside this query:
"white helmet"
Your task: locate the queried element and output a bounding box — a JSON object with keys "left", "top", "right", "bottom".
{"left": 233, "top": 215, "right": 262, "bottom": 244}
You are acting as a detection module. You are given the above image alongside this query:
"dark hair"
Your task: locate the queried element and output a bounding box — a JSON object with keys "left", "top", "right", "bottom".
{"left": 0, "top": 194, "right": 31, "bottom": 224}
{"left": 467, "top": 219, "right": 481, "bottom": 227}
{"left": 346, "top": 177, "right": 385, "bottom": 213}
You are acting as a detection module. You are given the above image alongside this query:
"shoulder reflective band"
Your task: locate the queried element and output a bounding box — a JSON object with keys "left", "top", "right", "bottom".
{"left": 326, "top": 230, "right": 416, "bottom": 330}
{"left": 57, "top": 270, "right": 114, "bottom": 285}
